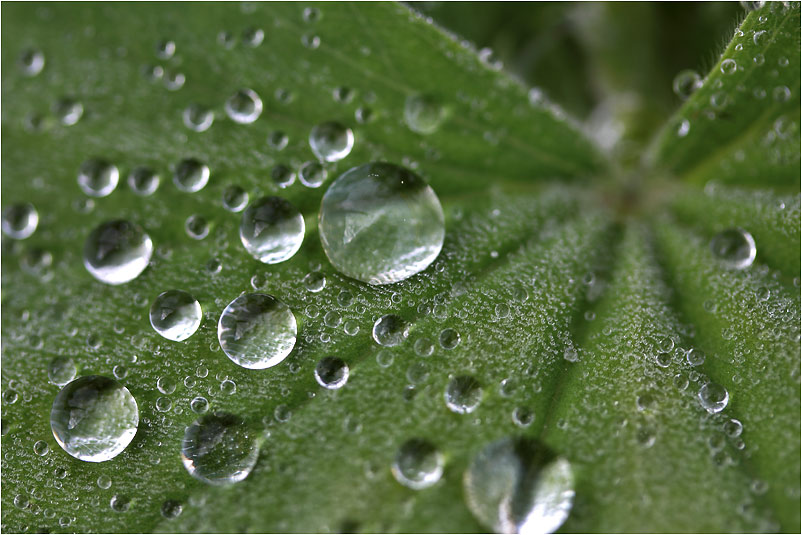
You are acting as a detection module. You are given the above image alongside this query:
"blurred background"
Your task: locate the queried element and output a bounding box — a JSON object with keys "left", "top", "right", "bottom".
{"left": 411, "top": 2, "right": 744, "bottom": 158}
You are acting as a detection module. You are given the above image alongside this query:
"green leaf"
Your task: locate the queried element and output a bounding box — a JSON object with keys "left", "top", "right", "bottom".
{"left": 1, "top": 2, "right": 799, "bottom": 534}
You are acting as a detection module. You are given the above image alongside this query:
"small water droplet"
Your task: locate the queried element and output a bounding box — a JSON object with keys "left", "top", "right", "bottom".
{"left": 698, "top": 382, "right": 729, "bottom": 413}
{"left": 183, "top": 104, "right": 214, "bottom": 132}
{"left": 53, "top": 98, "right": 83, "bottom": 125}
{"left": 242, "top": 27, "right": 264, "bottom": 47}
{"left": 181, "top": 412, "right": 260, "bottom": 485}
{"left": 391, "top": 438, "right": 443, "bottom": 490}
{"left": 218, "top": 293, "right": 297, "bottom": 369}
{"left": 303, "top": 7, "right": 320, "bottom": 22}
{"left": 512, "top": 406, "right": 534, "bottom": 427}
{"left": 309, "top": 121, "right": 354, "bottom": 162}
{"left": 672, "top": 70, "right": 702, "bottom": 100}
{"left": 33, "top": 440, "right": 49, "bottom": 456}
{"left": 239, "top": 196, "right": 305, "bottom": 263}
{"left": 50, "top": 375, "right": 138, "bottom": 462}
{"left": 301, "top": 33, "right": 320, "bottom": 49}
{"left": 225, "top": 88, "right": 263, "bottom": 124}
{"left": 710, "top": 228, "right": 756, "bottom": 269}
{"left": 110, "top": 494, "right": 130, "bottom": 512}
{"left": 372, "top": 314, "right": 409, "bottom": 347}
{"left": 303, "top": 271, "right": 326, "bottom": 292}
{"left": 173, "top": 158, "right": 210, "bottom": 192}
{"left": 724, "top": 418, "right": 743, "bottom": 438}
{"left": 677, "top": 119, "right": 690, "bottom": 137}
{"left": 157, "top": 376, "right": 176, "bottom": 395}
{"left": 150, "top": 290, "right": 202, "bottom": 342}
{"left": 314, "top": 356, "right": 349, "bottom": 389}
{"left": 190, "top": 396, "right": 209, "bottom": 414}
{"left": 160, "top": 499, "right": 183, "bottom": 519}
{"left": 48, "top": 356, "right": 77, "bottom": 386}
{"left": 155, "top": 39, "right": 175, "bottom": 59}
{"left": 127, "top": 167, "right": 160, "bottom": 196}
{"left": 220, "top": 379, "right": 236, "bottom": 395}
{"left": 78, "top": 159, "right": 119, "bottom": 197}
{"left": 439, "top": 328, "right": 460, "bottom": 350}
{"left": 83, "top": 220, "right": 153, "bottom": 285}
{"left": 185, "top": 215, "right": 209, "bottom": 240}
{"left": 222, "top": 185, "right": 249, "bottom": 212}
{"left": 720, "top": 59, "right": 738, "bottom": 75}
{"left": 19, "top": 48, "right": 45, "bottom": 76}
{"left": 298, "top": 161, "right": 328, "bottom": 188}
{"left": 268, "top": 131, "right": 289, "bottom": 151}
{"left": 97, "top": 474, "right": 112, "bottom": 489}
{"left": 444, "top": 375, "right": 482, "bottom": 414}
{"left": 404, "top": 94, "right": 445, "bottom": 134}
{"left": 686, "top": 348, "right": 706, "bottom": 367}
{"left": 2, "top": 203, "right": 38, "bottom": 240}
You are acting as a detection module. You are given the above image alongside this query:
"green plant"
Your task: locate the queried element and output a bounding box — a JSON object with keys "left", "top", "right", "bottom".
{"left": 1, "top": 2, "right": 799, "bottom": 533}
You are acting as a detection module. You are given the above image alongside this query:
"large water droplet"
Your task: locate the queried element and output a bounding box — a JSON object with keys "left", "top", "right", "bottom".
{"left": 309, "top": 121, "right": 354, "bottom": 162}
{"left": 464, "top": 437, "right": 575, "bottom": 534}
{"left": 225, "top": 88, "right": 263, "bottom": 124}
{"left": 391, "top": 438, "right": 443, "bottom": 490}
{"left": 445, "top": 375, "right": 482, "bottom": 414}
{"left": 372, "top": 314, "right": 409, "bottom": 347}
{"left": 149, "top": 290, "right": 203, "bottom": 342}
{"left": 314, "top": 356, "right": 349, "bottom": 389}
{"left": 698, "top": 382, "right": 729, "bottom": 414}
{"left": 181, "top": 412, "right": 260, "bottom": 485}
{"left": 83, "top": 220, "right": 153, "bottom": 285}
{"left": 50, "top": 376, "right": 138, "bottom": 462}
{"left": 239, "top": 196, "right": 305, "bottom": 263}
{"left": 710, "top": 228, "right": 756, "bottom": 269}
{"left": 78, "top": 159, "right": 119, "bottom": 197}
{"left": 218, "top": 293, "right": 297, "bottom": 369}
{"left": 2, "top": 202, "right": 38, "bottom": 239}
{"left": 173, "top": 158, "right": 210, "bottom": 193}
{"left": 404, "top": 94, "right": 445, "bottom": 134}
{"left": 319, "top": 162, "right": 445, "bottom": 284}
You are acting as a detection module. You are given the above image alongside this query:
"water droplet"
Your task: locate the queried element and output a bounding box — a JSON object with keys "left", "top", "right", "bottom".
{"left": 160, "top": 499, "right": 183, "bottom": 519}
{"left": 772, "top": 85, "right": 791, "bottom": 102}
{"left": 372, "top": 314, "right": 409, "bottom": 347}
{"left": 303, "top": 6, "right": 320, "bottom": 22}
{"left": 182, "top": 412, "right": 259, "bottom": 485}
{"left": 655, "top": 352, "right": 672, "bottom": 368}
{"left": 239, "top": 196, "right": 305, "bottom": 263}
{"left": 391, "top": 438, "right": 443, "bottom": 490}
{"left": 672, "top": 70, "right": 702, "bottom": 100}
{"left": 314, "top": 356, "right": 349, "bottom": 389}
{"left": 724, "top": 418, "right": 743, "bottom": 438}
{"left": 2, "top": 203, "right": 38, "bottom": 239}
{"left": 414, "top": 337, "right": 434, "bottom": 356}
{"left": 268, "top": 131, "right": 289, "bottom": 151}
{"left": 53, "top": 98, "right": 84, "bottom": 125}
{"left": 242, "top": 27, "right": 264, "bottom": 47}
{"left": 740, "top": 0, "right": 765, "bottom": 10}
{"left": 184, "top": 214, "right": 209, "bottom": 240}
{"left": 404, "top": 94, "right": 445, "bottom": 134}
{"left": 720, "top": 59, "right": 738, "bottom": 75}
{"left": 512, "top": 406, "right": 534, "bottom": 427}
{"left": 149, "top": 290, "right": 202, "bottom": 342}
{"left": 218, "top": 293, "right": 297, "bottom": 369}
{"left": 50, "top": 375, "right": 138, "bottom": 462}
{"left": 190, "top": 396, "right": 209, "bottom": 414}
{"left": 319, "top": 162, "right": 445, "bottom": 284}
{"left": 298, "top": 161, "right": 328, "bottom": 188}
{"left": 97, "top": 474, "right": 112, "bottom": 489}
{"left": 444, "top": 376, "right": 482, "bottom": 414}
{"left": 155, "top": 396, "right": 172, "bottom": 412}
{"left": 183, "top": 104, "right": 214, "bottom": 132}
{"left": 19, "top": 48, "right": 45, "bottom": 76}
{"left": 173, "top": 158, "right": 210, "bottom": 192}
{"left": 309, "top": 121, "right": 354, "bottom": 162}
{"left": 222, "top": 185, "right": 249, "bottom": 212}
{"left": 355, "top": 106, "right": 373, "bottom": 123}
{"left": 225, "top": 88, "right": 263, "bottom": 124}
{"left": 48, "top": 356, "right": 77, "bottom": 386}
{"left": 686, "top": 348, "right": 706, "bottom": 367}
{"left": 156, "top": 39, "right": 175, "bottom": 59}
{"left": 698, "top": 382, "right": 729, "bottom": 414}
{"left": 301, "top": 33, "right": 320, "bottom": 49}
{"left": 220, "top": 379, "right": 236, "bottom": 395}
{"left": 157, "top": 376, "right": 176, "bottom": 395}
{"left": 78, "top": 159, "right": 119, "bottom": 197}
{"left": 710, "top": 228, "right": 756, "bottom": 269}
{"left": 710, "top": 91, "right": 729, "bottom": 110}
{"left": 439, "top": 328, "right": 461, "bottom": 350}
{"left": 271, "top": 163, "right": 296, "bottom": 188}
{"left": 33, "top": 440, "right": 49, "bottom": 456}
{"left": 83, "top": 220, "right": 153, "bottom": 285}
{"left": 127, "top": 167, "right": 160, "bottom": 196}
{"left": 677, "top": 119, "right": 690, "bottom": 137}
{"left": 110, "top": 494, "right": 130, "bottom": 512}
{"left": 464, "top": 437, "right": 575, "bottom": 534}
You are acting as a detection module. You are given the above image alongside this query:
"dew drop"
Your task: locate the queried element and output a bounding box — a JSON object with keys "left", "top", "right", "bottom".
{"left": 314, "top": 356, "right": 349, "bottom": 389}
{"left": 710, "top": 228, "right": 756, "bottom": 269}
{"left": 183, "top": 104, "right": 214, "bottom": 132}
{"left": 239, "top": 196, "right": 305, "bottom": 263}
{"left": 301, "top": 33, "right": 320, "bottom": 49}
{"left": 372, "top": 314, "right": 409, "bottom": 347}
{"left": 242, "top": 27, "right": 264, "bottom": 47}
{"left": 33, "top": 440, "right": 49, "bottom": 456}
{"left": 2, "top": 203, "right": 38, "bottom": 240}
{"left": 157, "top": 376, "right": 176, "bottom": 395}
{"left": 160, "top": 499, "right": 183, "bottom": 519}
{"left": 268, "top": 131, "right": 289, "bottom": 151}
{"left": 686, "top": 348, "right": 706, "bottom": 367}
{"left": 127, "top": 167, "right": 160, "bottom": 196}
{"left": 190, "top": 396, "right": 209, "bottom": 414}
{"left": 185, "top": 215, "right": 209, "bottom": 240}
{"left": 225, "top": 88, "right": 263, "bottom": 124}
{"left": 677, "top": 119, "right": 690, "bottom": 137}
{"left": 444, "top": 376, "right": 482, "bottom": 414}
{"left": 303, "top": 271, "right": 326, "bottom": 292}
{"left": 83, "top": 220, "right": 153, "bottom": 285}
{"left": 309, "top": 121, "right": 354, "bottom": 162}
{"left": 181, "top": 412, "right": 259, "bottom": 485}
{"left": 404, "top": 94, "right": 445, "bottom": 134}
{"left": 155, "top": 39, "right": 175, "bottom": 59}
{"left": 173, "top": 158, "right": 210, "bottom": 193}
{"left": 672, "top": 70, "right": 702, "bottom": 100}
{"left": 19, "top": 48, "right": 45, "bottom": 76}
{"left": 391, "top": 438, "right": 443, "bottom": 490}
{"left": 110, "top": 494, "right": 130, "bottom": 512}
{"left": 319, "top": 162, "right": 445, "bottom": 284}
{"left": 48, "top": 356, "right": 77, "bottom": 386}
{"left": 302, "top": 6, "right": 320, "bottom": 22}
{"left": 53, "top": 98, "right": 83, "bottom": 126}
{"left": 50, "top": 375, "right": 138, "bottom": 462}
{"left": 720, "top": 59, "right": 738, "bottom": 75}
{"left": 78, "top": 159, "right": 119, "bottom": 197}
{"left": 512, "top": 406, "right": 534, "bottom": 427}
{"left": 149, "top": 290, "right": 202, "bottom": 342}
{"left": 298, "top": 161, "right": 328, "bottom": 188}
{"left": 222, "top": 185, "right": 249, "bottom": 212}
{"left": 218, "top": 293, "right": 297, "bottom": 369}
{"left": 271, "top": 163, "right": 296, "bottom": 188}
{"left": 464, "top": 437, "right": 575, "bottom": 534}
{"left": 97, "top": 474, "right": 112, "bottom": 489}
{"left": 414, "top": 337, "right": 434, "bottom": 356}
{"left": 698, "top": 382, "right": 729, "bottom": 414}
{"left": 439, "top": 328, "right": 461, "bottom": 350}
{"left": 724, "top": 418, "right": 743, "bottom": 438}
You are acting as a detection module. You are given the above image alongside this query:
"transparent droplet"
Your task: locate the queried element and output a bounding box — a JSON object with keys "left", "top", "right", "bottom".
{"left": 686, "top": 348, "right": 706, "bottom": 367}
{"left": 173, "top": 158, "right": 210, "bottom": 193}
{"left": 439, "top": 328, "right": 461, "bottom": 350}
{"left": 48, "top": 356, "right": 77, "bottom": 387}
{"left": 190, "top": 396, "right": 209, "bottom": 414}
{"left": 83, "top": 220, "right": 153, "bottom": 285}
{"left": 414, "top": 337, "right": 434, "bottom": 356}
{"left": 319, "top": 162, "right": 445, "bottom": 284}
{"left": 218, "top": 293, "right": 297, "bottom": 369}
{"left": 220, "top": 379, "right": 236, "bottom": 395}
{"left": 19, "top": 48, "right": 45, "bottom": 76}
{"left": 444, "top": 376, "right": 482, "bottom": 414}
{"left": 314, "top": 356, "right": 349, "bottom": 389}
{"left": 183, "top": 104, "right": 214, "bottom": 132}
{"left": 2, "top": 203, "right": 38, "bottom": 239}
{"left": 149, "top": 290, "right": 202, "bottom": 342}
{"left": 78, "top": 159, "right": 119, "bottom": 197}
{"left": 127, "top": 167, "right": 160, "bottom": 196}
{"left": 155, "top": 39, "right": 176, "bottom": 59}
{"left": 271, "top": 164, "right": 296, "bottom": 188}
{"left": 222, "top": 185, "right": 249, "bottom": 212}
{"left": 724, "top": 418, "right": 743, "bottom": 438}
{"left": 160, "top": 499, "right": 183, "bottom": 519}
{"left": 464, "top": 437, "right": 575, "bottom": 534}
{"left": 302, "top": 7, "right": 320, "bottom": 22}
{"left": 242, "top": 27, "right": 264, "bottom": 47}
{"left": 298, "top": 161, "right": 328, "bottom": 188}
{"left": 391, "top": 438, "right": 443, "bottom": 490}
{"left": 740, "top": 1, "right": 765, "bottom": 11}
{"left": 309, "top": 121, "right": 353, "bottom": 162}
{"left": 404, "top": 94, "right": 445, "bottom": 134}
{"left": 181, "top": 412, "right": 260, "bottom": 485}
{"left": 157, "top": 376, "right": 176, "bottom": 395}
{"left": 672, "top": 70, "right": 702, "bottom": 100}
{"left": 164, "top": 70, "right": 186, "bottom": 91}
{"left": 110, "top": 494, "right": 130, "bottom": 512}
{"left": 372, "top": 314, "right": 409, "bottom": 347}
{"left": 303, "top": 271, "right": 326, "bottom": 292}
{"left": 225, "top": 88, "right": 263, "bottom": 124}
{"left": 301, "top": 33, "right": 320, "bottom": 49}
{"left": 97, "top": 474, "right": 112, "bottom": 489}
{"left": 185, "top": 214, "right": 209, "bottom": 240}
{"left": 268, "top": 131, "right": 289, "bottom": 151}
{"left": 50, "top": 375, "right": 139, "bottom": 462}
{"left": 710, "top": 228, "right": 756, "bottom": 269}
{"left": 239, "top": 196, "right": 305, "bottom": 264}
{"left": 355, "top": 106, "right": 373, "bottom": 123}
{"left": 53, "top": 98, "right": 84, "bottom": 125}
{"left": 720, "top": 58, "right": 738, "bottom": 75}
{"left": 677, "top": 119, "right": 690, "bottom": 137}
{"left": 34, "top": 439, "right": 49, "bottom": 456}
